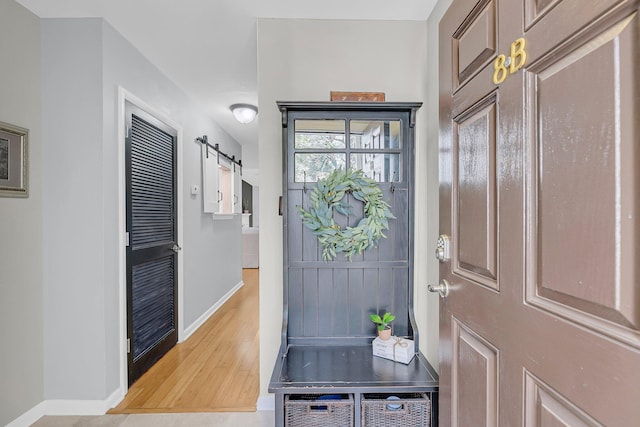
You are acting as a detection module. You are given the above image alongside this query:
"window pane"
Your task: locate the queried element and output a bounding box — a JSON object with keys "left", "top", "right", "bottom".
{"left": 295, "top": 153, "right": 346, "bottom": 182}
{"left": 350, "top": 120, "right": 402, "bottom": 149}
{"left": 350, "top": 153, "right": 401, "bottom": 182}
{"left": 295, "top": 119, "right": 346, "bottom": 149}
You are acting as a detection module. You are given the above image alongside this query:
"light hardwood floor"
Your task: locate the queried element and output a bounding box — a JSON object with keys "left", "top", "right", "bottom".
{"left": 109, "top": 269, "right": 260, "bottom": 414}
{"left": 33, "top": 412, "right": 274, "bottom": 427}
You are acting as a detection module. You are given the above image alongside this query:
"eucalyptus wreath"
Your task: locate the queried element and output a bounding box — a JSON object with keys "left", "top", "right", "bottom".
{"left": 297, "top": 169, "right": 395, "bottom": 261}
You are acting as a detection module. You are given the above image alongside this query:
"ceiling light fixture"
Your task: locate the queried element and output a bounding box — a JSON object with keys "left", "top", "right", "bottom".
{"left": 230, "top": 104, "right": 258, "bottom": 124}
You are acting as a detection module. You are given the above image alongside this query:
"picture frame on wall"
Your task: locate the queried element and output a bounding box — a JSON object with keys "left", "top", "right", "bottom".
{"left": 0, "top": 121, "right": 29, "bottom": 197}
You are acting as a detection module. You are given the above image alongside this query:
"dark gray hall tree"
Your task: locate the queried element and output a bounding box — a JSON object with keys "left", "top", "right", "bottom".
{"left": 269, "top": 102, "right": 438, "bottom": 426}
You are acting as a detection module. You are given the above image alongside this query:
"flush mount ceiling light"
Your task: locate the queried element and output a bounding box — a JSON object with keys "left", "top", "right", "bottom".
{"left": 230, "top": 104, "right": 258, "bottom": 124}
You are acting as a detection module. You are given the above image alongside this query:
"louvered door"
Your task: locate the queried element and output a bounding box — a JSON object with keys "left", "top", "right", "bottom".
{"left": 125, "top": 102, "right": 178, "bottom": 386}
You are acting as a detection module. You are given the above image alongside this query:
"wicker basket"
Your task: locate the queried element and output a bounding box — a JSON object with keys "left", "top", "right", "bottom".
{"left": 361, "top": 393, "right": 431, "bottom": 427}
{"left": 285, "top": 394, "right": 354, "bottom": 427}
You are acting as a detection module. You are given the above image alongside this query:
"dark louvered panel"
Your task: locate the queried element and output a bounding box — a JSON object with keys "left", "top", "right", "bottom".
{"left": 132, "top": 255, "right": 175, "bottom": 360}
{"left": 131, "top": 115, "right": 174, "bottom": 248}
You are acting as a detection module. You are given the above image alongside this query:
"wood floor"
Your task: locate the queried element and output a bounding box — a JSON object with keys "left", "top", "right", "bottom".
{"left": 110, "top": 269, "right": 260, "bottom": 413}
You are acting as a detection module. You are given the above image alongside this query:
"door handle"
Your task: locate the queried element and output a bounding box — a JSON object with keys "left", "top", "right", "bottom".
{"left": 171, "top": 244, "right": 182, "bottom": 253}
{"left": 428, "top": 279, "right": 450, "bottom": 298}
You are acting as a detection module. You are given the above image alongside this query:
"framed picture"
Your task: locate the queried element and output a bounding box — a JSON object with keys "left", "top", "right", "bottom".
{"left": 0, "top": 121, "right": 29, "bottom": 197}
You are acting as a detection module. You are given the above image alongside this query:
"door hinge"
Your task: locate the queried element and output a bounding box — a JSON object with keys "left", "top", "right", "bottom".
{"left": 125, "top": 232, "right": 130, "bottom": 247}
{"left": 127, "top": 338, "right": 131, "bottom": 354}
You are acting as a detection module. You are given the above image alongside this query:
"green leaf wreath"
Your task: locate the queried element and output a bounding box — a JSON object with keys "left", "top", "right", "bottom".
{"left": 296, "top": 169, "right": 395, "bottom": 261}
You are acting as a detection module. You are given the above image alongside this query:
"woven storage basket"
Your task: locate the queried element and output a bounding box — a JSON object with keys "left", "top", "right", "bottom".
{"left": 361, "top": 393, "right": 431, "bottom": 427}
{"left": 285, "top": 394, "right": 354, "bottom": 427}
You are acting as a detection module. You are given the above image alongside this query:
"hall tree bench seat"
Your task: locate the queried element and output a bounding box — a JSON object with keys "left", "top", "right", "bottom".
{"left": 270, "top": 102, "right": 438, "bottom": 426}
{"left": 269, "top": 344, "right": 439, "bottom": 426}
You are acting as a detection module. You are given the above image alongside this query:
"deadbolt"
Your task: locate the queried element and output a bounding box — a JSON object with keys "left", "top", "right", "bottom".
{"left": 428, "top": 279, "right": 450, "bottom": 298}
{"left": 435, "top": 234, "right": 450, "bottom": 262}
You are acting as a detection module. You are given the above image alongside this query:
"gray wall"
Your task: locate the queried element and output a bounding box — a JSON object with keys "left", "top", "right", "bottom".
{"left": 256, "top": 18, "right": 432, "bottom": 396}
{"left": 42, "top": 17, "right": 107, "bottom": 400}
{"left": 41, "top": 18, "right": 242, "bottom": 400}
{"left": 101, "top": 18, "right": 243, "bottom": 371}
{"left": 0, "top": 0, "right": 43, "bottom": 424}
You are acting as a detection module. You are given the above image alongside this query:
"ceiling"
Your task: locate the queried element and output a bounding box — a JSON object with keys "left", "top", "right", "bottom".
{"left": 16, "top": 0, "right": 438, "bottom": 167}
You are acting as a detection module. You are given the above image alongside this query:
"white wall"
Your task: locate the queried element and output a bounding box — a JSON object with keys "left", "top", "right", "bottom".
{"left": 40, "top": 17, "right": 243, "bottom": 401}
{"left": 0, "top": 1, "right": 43, "bottom": 424}
{"left": 256, "top": 18, "right": 436, "bottom": 396}
{"left": 423, "top": 0, "right": 454, "bottom": 372}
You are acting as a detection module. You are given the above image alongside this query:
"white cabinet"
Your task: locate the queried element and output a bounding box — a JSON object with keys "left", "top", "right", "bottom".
{"left": 201, "top": 143, "right": 242, "bottom": 215}
{"left": 201, "top": 143, "right": 218, "bottom": 213}
{"left": 233, "top": 161, "right": 242, "bottom": 214}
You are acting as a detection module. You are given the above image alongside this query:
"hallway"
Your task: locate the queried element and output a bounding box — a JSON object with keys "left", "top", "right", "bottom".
{"left": 110, "top": 269, "right": 260, "bottom": 413}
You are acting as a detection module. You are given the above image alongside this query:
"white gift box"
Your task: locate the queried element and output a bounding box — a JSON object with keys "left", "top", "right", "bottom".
{"left": 372, "top": 336, "right": 415, "bottom": 364}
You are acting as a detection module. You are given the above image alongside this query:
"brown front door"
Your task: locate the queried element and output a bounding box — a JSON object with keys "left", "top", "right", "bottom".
{"left": 438, "top": 0, "right": 640, "bottom": 425}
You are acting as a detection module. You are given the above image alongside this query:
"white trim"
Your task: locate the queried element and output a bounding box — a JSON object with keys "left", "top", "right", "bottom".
{"left": 45, "top": 386, "right": 124, "bottom": 415}
{"left": 212, "top": 213, "right": 240, "bottom": 220}
{"left": 104, "top": 387, "right": 126, "bottom": 413}
{"left": 5, "top": 401, "right": 47, "bottom": 427}
{"left": 117, "top": 87, "right": 185, "bottom": 397}
{"left": 256, "top": 395, "right": 276, "bottom": 411}
{"left": 6, "top": 388, "right": 124, "bottom": 427}
{"left": 182, "top": 280, "right": 245, "bottom": 342}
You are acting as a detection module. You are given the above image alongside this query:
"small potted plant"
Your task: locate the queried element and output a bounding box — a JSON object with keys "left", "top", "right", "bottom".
{"left": 369, "top": 312, "right": 395, "bottom": 340}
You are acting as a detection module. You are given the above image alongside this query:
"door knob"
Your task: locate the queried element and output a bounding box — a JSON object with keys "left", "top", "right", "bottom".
{"left": 428, "top": 279, "right": 450, "bottom": 298}
{"left": 171, "top": 244, "right": 182, "bottom": 253}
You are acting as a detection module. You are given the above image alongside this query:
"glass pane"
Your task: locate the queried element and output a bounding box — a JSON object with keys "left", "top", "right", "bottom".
{"left": 350, "top": 153, "right": 401, "bottom": 182}
{"left": 350, "top": 120, "right": 402, "bottom": 149}
{"left": 295, "top": 119, "right": 346, "bottom": 149}
{"left": 295, "top": 153, "right": 346, "bottom": 182}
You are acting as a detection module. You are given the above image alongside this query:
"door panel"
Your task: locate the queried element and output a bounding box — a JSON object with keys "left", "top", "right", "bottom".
{"left": 453, "top": 94, "right": 498, "bottom": 287}
{"left": 524, "top": 371, "right": 602, "bottom": 427}
{"left": 455, "top": 0, "right": 497, "bottom": 86}
{"left": 233, "top": 163, "right": 242, "bottom": 214}
{"left": 452, "top": 319, "right": 498, "bottom": 427}
{"left": 201, "top": 144, "right": 219, "bottom": 213}
{"left": 439, "top": 0, "right": 640, "bottom": 424}
{"left": 527, "top": 10, "right": 640, "bottom": 335}
{"left": 126, "top": 103, "right": 178, "bottom": 386}
{"left": 131, "top": 256, "right": 175, "bottom": 360}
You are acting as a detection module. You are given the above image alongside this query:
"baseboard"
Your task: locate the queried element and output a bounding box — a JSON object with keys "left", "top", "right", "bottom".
{"left": 105, "top": 387, "right": 126, "bottom": 412}
{"left": 181, "top": 280, "right": 244, "bottom": 342}
{"left": 5, "top": 401, "right": 47, "bottom": 427}
{"left": 6, "top": 388, "right": 124, "bottom": 427}
{"left": 256, "top": 395, "right": 275, "bottom": 411}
